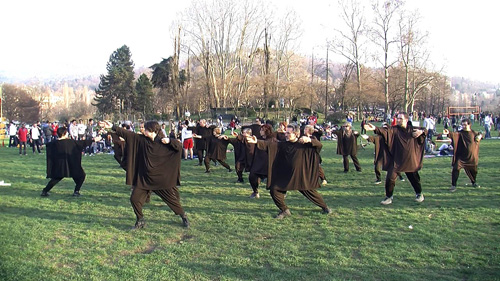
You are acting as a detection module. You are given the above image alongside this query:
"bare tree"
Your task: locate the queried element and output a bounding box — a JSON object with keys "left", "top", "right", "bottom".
{"left": 369, "top": 0, "right": 403, "bottom": 116}
{"left": 397, "top": 8, "right": 434, "bottom": 113}
{"left": 179, "top": 0, "right": 267, "bottom": 112}
{"left": 330, "top": 0, "right": 368, "bottom": 119}
{"left": 269, "top": 9, "right": 303, "bottom": 119}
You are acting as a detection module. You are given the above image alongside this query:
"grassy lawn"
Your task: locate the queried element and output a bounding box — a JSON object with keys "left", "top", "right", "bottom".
{"left": 0, "top": 125, "right": 499, "bottom": 281}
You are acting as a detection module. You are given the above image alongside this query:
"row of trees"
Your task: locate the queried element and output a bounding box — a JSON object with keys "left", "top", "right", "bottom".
{"left": 93, "top": 0, "right": 452, "bottom": 122}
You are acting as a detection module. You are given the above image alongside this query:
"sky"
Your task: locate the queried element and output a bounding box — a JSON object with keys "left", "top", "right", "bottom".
{"left": 1, "top": 0, "right": 499, "bottom": 85}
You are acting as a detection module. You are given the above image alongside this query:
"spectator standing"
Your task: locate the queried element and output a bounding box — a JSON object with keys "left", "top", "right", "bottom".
{"left": 8, "top": 122, "right": 18, "bottom": 148}
{"left": 484, "top": 114, "right": 492, "bottom": 139}
{"left": 17, "top": 123, "right": 29, "bottom": 155}
{"left": 69, "top": 120, "right": 79, "bottom": 140}
{"left": 30, "top": 123, "right": 43, "bottom": 154}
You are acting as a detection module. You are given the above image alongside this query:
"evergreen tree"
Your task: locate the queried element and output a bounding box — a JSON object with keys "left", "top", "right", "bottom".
{"left": 150, "top": 57, "right": 187, "bottom": 119}
{"left": 134, "top": 74, "right": 154, "bottom": 119}
{"left": 94, "top": 45, "right": 135, "bottom": 119}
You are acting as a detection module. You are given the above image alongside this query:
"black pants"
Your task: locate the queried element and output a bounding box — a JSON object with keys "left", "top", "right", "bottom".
{"left": 19, "top": 141, "right": 27, "bottom": 155}
{"left": 235, "top": 162, "right": 245, "bottom": 181}
{"left": 32, "top": 139, "right": 41, "bottom": 153}
{"left": 9, "top": 136, "right": 17, "bottom": 147}
{"left": 249, "top": 172, "right": 266, "bottom": 193}
{"left": 385, "top": 167, "right": 422, "bottom": 198}
{"left": 452, "top": 166, "right": 477, "bottom": 186}
{"left": 343, "top": 155, "right": 361, "bottom": 171}
{"left": 197, "top": 149, "right": 206, "bottom": 164}
{"left": 130, "top": 187, "right": 185, "bottom": 221}
{"left": 204, "top": 157, "right": 231, "bottom": 171}
{"left": 43, "top": 174, "right": 86, "bottom": 193}
{"left": 269, "top": 186, "right": 328, "bottom": 211}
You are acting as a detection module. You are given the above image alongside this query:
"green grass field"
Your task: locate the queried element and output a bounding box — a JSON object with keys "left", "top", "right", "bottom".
{"left": 0, "top": 126, "right": 499, "bottom": 281}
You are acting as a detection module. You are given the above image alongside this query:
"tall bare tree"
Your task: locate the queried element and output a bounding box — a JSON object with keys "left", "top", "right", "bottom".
{"left": 397, "top": 9, "right": 434, "bottom": 113}
{"left": 179, "top": 0, "right": 267, "bottom": 111}
{"left": 331, "top": 0, "right": 367, "bottom": 119}
{"left": 369, "top": 0, "right": 403, "bottom": 116}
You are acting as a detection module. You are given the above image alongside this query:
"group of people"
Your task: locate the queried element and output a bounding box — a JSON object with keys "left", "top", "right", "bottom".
{"left": 7, "top": 121, "right": 58, "bottom": 155}
{"left": 34, "top": 111, "right": 485, "bottom": 230}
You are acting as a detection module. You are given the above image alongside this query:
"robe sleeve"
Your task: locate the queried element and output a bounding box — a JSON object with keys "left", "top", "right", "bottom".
{"left": 164, "top": 137, "right": 182, "bottom": 152}
{"left": 113, "top": 126, "right": 137, "bottom": 144}
{"left": 75, "top": 139, "right": 93, "bottom": 150}
{"left": 414, "top": 127, "right": 427, "bottom": 145}
{"left": 310, "top": 138, "right": 323, "bottom": 153}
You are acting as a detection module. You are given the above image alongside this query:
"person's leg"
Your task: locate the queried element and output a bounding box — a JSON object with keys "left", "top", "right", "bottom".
{"left": 197, "top": 149, "right": 205, "bottom": 165}
{"left": 204, "top": 156, "right": 211, "bottom": 172}
{"left": 451, "top": 167, "right": 460, "bottom": 187}
{"left": 269, "top": 186, "right": 288, "bottom": 211}
{"left": 299, "top": 190, "right": 328, "bottom": 209}
{"left": 153, "top": 187, "right": 185, "bottom": 216}
{"left": 384, "top": 167, "right": 398, "bottom": 198}
{"left": 405, "top": 171, "right": 422, "bottom": 195}
{"left": 72, "top": 173, "right": 86, "bottom": 193}
{"left": 130, "top": 187, "right": 150, "bottom": 222}
{"left": 351, "top": 155, "right": 362, "bottom": 171}
{"left": 342, "top": 155, "right": 349, "bottom": 172}
{"left": 154, "top": 187, "right": 189, "bottom": 227}
{"left": 249, "top": 172, "right": 260, "bottom": 193}
{"left": 36, "top": 139, "right": 41, "bottom": 153}
{"left": 189, "top": 148, "right": 193, "bottom": 159}
{"left": 464, "top": 166, "right": 478, "bottom": 184}
{"left": 375, "top": 162, "right": 382, "bottom": 182}
{"left": 217, "top": 159, "right": 231, "bottom": 171}
{"left": 183, "top": 148, "right": 188, "bottom": 159}
{"left": 235, "top": 162, "right": 244, "bottom": 182}
{"left": 42, "top": 178, "right": 63, "bottom": 193}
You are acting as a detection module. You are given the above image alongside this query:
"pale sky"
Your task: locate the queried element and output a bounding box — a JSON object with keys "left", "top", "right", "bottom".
{"left": 1, "top": 0, "right": 499, "bottom": 84}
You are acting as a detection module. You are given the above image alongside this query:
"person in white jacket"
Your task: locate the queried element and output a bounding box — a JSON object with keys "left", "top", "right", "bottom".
{"left": 181, "top": 120, "right": 194, "bottom": 160}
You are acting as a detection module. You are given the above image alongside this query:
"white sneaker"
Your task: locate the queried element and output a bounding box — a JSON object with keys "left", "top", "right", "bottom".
{"left": 380, "top": 197, "right": 393, "bottom": 205}
{"left": 415, "top": 194, "right": 424, "bottom": 203}
{"left": 321, "top": 179, "right": 328, "bottom": 185}
{"left": 449, "top": 186, "right": 457, "bottom": 192}
{"left": 374, "top": 180, "right": 382, "bottom": 185}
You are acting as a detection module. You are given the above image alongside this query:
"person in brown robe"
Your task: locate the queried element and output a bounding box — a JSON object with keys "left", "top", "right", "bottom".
{"left": 365, "top": 131, "right": 405, "bottom": 184}
{"left": 41, "top": 126, "right": 102, "bottom": 197}
{"left": 247, "top": 124, "right": 332, "bottom": 218}
{"left": 365, "top": 112, "right": 426, "bottom": 205}
{"left": 189, "top": 119, "right": 216, "bottom": 166}
{"left": 195, "top": 127, "right": 232, "bottom": 173}
{"left": 332, "top": 122, "right": 362, "bottom": 172}
{"left": 100, "top": 120, "right": 189, "bottom": 229}
{"left": 446, "top": 119, "right": 482, "bottom": 192}
{"left": 228, "top": 128, "right": 254, "bottom": 183}
{"left": 304, "top": 125, "right": 328, "bottom": 185}
{"left": 247, "top": 124, "right": 277, "bottom": 199}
